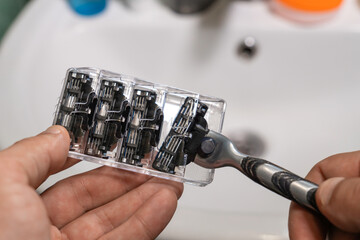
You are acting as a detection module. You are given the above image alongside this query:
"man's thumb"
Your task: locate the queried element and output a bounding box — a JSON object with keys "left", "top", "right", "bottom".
{"left": 317, "top": 177, "right": 360, "bottom": 232}
{"left": 0, "top": 126, "right": 70, "bottom": 188}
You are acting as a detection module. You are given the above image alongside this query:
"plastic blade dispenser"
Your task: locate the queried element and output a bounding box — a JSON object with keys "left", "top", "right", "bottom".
{"left": 54, "top": 68, "right": 226, "bottom": 186}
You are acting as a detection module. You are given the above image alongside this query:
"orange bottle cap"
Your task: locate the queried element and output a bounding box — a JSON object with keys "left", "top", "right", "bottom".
{"left": 277, "top": 0, "right": 343, "bottom": 12}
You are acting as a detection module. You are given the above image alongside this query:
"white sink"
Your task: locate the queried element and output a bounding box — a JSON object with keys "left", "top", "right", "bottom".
{"left": 1, "top": 0, "right": 360, "bottom": 239}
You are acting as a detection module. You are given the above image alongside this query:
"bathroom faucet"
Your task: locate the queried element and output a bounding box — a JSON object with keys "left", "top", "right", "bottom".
{"left": 165, "top": 0, "right": 217, "bottom": 14}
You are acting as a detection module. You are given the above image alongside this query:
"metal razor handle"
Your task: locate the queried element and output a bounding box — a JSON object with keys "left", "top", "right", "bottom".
{"left": 196, "top": 131, "right": 319, "bottom": 212}
{"left": 239, "top": 156, "right": 318, "bottom": 212}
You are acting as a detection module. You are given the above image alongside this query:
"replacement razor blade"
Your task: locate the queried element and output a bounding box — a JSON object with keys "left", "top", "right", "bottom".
{"left": 54, "top": 68, "right": 226, "bottom": 186}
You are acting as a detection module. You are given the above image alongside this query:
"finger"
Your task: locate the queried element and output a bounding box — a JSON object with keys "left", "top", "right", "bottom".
{"left": 328, "top": 227, "right": 359, "bottom": 240}
{"left": 60, "top": 178, "right": 183, "bottom": 239}
{"left": 59, "top": 157, "right": 80, "bottom": 172}
{"left": 99, "top": 185, "right": 181, "bottom": 240}
{"left": 288, "top": 160, "right": 329, "bottom": 240}
{"left": 42, "top": 166, "right": 151, "bottom": 228}
{"left": 316, "top": 177, "right": 360, "bottom": 233}
{"left": 306, "top": 151, "right": 360, "bottom": 182}
{"left": 0, "top": 125, "right": 70, "bottom": 188}
{"left": 288, "top": 202, "right": 328, "bottom": 240}
{"left": 288, "top": 151, "right": 360, "bottom": 239}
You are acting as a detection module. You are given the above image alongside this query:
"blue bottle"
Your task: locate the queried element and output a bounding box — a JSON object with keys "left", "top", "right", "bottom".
{"left": 68, "top": 0, "right": 107, "bottom": 16}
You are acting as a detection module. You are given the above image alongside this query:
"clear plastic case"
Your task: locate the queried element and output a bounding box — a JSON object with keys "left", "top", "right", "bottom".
{"left": 54, "top": 67, "right": 226, "bottom": 186}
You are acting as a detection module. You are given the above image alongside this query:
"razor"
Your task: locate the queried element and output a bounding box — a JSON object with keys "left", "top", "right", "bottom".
{"left": 54, "top": 67, "right": 318, "bottom": 212}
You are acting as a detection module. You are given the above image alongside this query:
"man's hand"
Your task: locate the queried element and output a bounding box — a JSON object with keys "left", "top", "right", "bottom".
{"left": 0, "top": 126, "right": 183, "bottom": 240}
{"left": 288, "top": 151, "right": 360, "bottom": 239}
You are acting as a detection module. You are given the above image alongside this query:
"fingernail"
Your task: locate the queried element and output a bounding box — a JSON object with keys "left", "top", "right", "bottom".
{"left": 318, "top": 177, "right": 345, "bottom": 206}
{"left": 44, "top": 126, "right": 62, "bottom": 135}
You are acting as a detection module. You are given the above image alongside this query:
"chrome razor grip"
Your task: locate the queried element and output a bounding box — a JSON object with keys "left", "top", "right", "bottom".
{"left": 240, "top": 156, "right": 318, "bottom": 212}
{"left": 195, "top": 130, "right": 319, "bottom": 212}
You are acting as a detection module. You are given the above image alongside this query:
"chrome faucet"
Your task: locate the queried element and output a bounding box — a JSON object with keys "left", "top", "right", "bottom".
{"left": 164, "top": 0, "right": 217, "bottom": 14}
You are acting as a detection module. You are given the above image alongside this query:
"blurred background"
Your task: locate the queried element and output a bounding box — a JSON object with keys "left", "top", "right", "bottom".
{"left": 1, "top": 0, "right": 360, "bottom": 239}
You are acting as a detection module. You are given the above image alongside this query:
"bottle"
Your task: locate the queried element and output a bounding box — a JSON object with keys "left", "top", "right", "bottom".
{"left": 270, "top": 0, "right": 343, "bottom": 23}
{"left": 68, "top": 0, "right": 107, "bottom": 16}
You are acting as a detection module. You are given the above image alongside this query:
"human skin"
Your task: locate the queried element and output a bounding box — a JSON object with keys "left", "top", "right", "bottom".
{"left": 288, "top": 151, "right": 360, "bottom": 239}
{"left": 0, "top": 125, "right": 183, "bottom": 240}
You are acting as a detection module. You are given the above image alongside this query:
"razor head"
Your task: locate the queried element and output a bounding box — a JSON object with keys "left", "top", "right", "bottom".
{"left": 54, "top": 68, "right": 226, "bottom": 186}
{"left": 152, "top": 97, "right": 209, "bottom": 174}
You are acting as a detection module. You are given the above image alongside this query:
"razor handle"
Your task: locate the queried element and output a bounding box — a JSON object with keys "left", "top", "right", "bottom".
{"left": 239, "top": 156, "right": 318, "bottom": 212}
